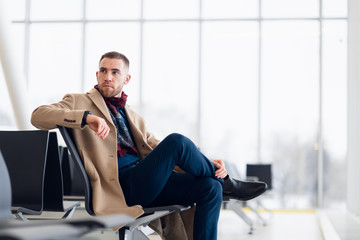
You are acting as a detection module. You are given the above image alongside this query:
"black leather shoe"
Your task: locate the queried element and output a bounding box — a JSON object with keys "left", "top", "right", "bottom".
{"left": 222, "top": 177, "right": 267, "bottom": 201}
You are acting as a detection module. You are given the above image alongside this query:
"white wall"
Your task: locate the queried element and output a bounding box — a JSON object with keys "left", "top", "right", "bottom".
{"left": 347, "top": 0, "right": 360, "bottom": 218}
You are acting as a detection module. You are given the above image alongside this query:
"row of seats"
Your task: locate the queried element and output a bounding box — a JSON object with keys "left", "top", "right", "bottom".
{"left": 0, "top": 128, "right": 190, "bottom": 240}
{"left": 0, "top": 130, "right": 76, "bottom": 220}
{"left": 0, "top": 147, "right": 134, "bottom": 240}
{"left": 0, "top": 128, "right": 272, "bottom": 238}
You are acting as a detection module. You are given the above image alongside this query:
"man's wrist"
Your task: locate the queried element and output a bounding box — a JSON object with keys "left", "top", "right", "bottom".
{"left": 81, "top": 111, "right": 92, "bottom": 127}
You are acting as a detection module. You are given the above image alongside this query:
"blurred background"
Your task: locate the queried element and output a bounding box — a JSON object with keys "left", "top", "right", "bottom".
{"left": 0, "top": 0, "right": 349, "bottom": 214}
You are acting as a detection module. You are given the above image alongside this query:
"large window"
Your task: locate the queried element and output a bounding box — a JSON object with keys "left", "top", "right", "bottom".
{"left": 1, "top": 0, "right": 347, "bottom": 209}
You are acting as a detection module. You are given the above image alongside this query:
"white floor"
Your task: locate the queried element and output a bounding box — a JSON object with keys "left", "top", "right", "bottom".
{"left": 318, "top": 210, "right": 360, "bottom": 240}
{"left": 81, "top": 208, "right": 324, "bottom": 240}
{"left": 217, "top": 209, "right": 323, "bottom": 240}
{"left": 36, "top": 205, "right": 360, "bottom": 240}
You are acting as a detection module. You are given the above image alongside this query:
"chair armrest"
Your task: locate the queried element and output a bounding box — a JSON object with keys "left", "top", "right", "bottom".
{"left": 0, "top": 214, "right": 135, "bottom": 230}
{"left": 143, "top": 205, "right": 190, "bottom": 214}
{"left": 62, "top": 214, "right": 135, "bottom": 229}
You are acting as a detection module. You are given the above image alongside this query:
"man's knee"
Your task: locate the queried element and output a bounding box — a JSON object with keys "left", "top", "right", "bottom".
{"left": 197, "top": 178, "right": 223, "bottom": 204}
{"left": 164, "top": 133, "right": 189, "bottom": 147}
{"left": 210, "top": 179, "right": 223, "bottom": 203}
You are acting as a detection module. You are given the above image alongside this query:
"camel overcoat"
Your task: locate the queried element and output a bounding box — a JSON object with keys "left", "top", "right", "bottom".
{"left": 31, "top": 88, "right": 194, "bottom": 239}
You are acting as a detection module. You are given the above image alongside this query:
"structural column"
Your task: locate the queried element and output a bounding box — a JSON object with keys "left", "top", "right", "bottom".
{"left": 0, "top": 1, "right": 31, "bottom": 129}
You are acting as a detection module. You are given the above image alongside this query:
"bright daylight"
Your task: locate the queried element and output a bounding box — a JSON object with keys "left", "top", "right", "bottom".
{"left": 0, "top": 0, "right": 359, "bottom": 240}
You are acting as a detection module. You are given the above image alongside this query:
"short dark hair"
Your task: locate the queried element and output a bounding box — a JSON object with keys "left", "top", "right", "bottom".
{"left": 99, "top": 51, "right": 130, "bottom": 69}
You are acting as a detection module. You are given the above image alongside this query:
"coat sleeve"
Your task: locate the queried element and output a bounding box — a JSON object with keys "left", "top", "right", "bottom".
{"left": 31, "top": 94, "right": 86, "bottom": 130}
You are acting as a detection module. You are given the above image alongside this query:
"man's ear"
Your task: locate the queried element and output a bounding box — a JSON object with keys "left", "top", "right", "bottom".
{"left": 125, "top": 74, "right": 131, "bottom": 85}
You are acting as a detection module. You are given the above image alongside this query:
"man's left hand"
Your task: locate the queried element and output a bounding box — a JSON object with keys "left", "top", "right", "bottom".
{"left": 212, "top": 159, "right": 228, "bottom": 179}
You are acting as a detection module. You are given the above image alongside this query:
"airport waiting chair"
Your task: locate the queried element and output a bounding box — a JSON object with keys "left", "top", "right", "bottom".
{"left": 246, "top": 163, "right": 273, "bottom": 215}
{"left": 42, "top": 132, "right": 80, "bottom": 219}
{"left": 232, "top": 162, "right": 269, "bottom": 226}
{"left": 0, "top": 130, "right": 79, "bottom": 220}
{"left": 59, "top": 146, "right": 73, "bottom": 196}
{"left": 59, "top": 146, "right": 85, "bottom": 198}
{"left": 0, "top": 150, "right": 135, "bottom": 240}
{"left": 0, "top": 130, "right": 48, "bottom": 218}
{"left": 58, "top": 126, "right": 191, "bottom": 240}
{"left": 246, "top": 164, "right": 272, "bottom": 191}
{"left": 223, "top": 161, "right": 255, "bottom": 234}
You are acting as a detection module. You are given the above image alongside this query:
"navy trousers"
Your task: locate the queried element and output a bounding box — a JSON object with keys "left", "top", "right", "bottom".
{"left": 119, "top": 133, "right": 223, "bottom": 240}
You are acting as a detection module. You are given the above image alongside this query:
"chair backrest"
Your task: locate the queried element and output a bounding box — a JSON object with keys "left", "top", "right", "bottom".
{"left": 246, "top": 164, "right": 272, "bottom": 190}
{"left": 224, "top": 161, "right": 242, "bottom": 179}
{"left": 42, "top": 132, "right": 69, "bottom": 211}
{"left": 58, "top": 126, "right": 95, "bottom": 215}
{"left": 59, "top": 146, "right": 72, "bottom": 196}
{"left": 0, "top": 151, "right": 13, "bottom": 221}
{"left": 0, "top": 130, "right": 49, "bottom": 214}
{"left": 59, "top": 146, "right": 85, "bottom": 197}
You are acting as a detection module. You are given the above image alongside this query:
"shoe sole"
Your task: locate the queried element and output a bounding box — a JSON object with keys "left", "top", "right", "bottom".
{"left": 223, "top": 187, "right": 267, "bottom": 202}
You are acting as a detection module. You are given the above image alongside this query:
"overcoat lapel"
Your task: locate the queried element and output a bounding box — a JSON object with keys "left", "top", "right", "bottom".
{"left": 87, "top": 88, "right": 113, "bottom": 125}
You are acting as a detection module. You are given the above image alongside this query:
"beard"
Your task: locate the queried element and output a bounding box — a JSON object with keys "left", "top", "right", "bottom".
{"left": 99, "top": 85, "right": 122, "bottom": 98}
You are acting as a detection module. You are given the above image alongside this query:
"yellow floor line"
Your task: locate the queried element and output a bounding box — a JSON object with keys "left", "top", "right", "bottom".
{"left": 223, "top": 208, "right": 316, "bottom": 214}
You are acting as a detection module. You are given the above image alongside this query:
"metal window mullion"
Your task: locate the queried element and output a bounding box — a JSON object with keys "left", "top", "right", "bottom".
{"left": 13, "top": 17, "right": 347, "bottom": 25}
{"left": 80, "top": 0, "right": 86, "bottom": 92}
{"left": 139, "top": 0, "right": 144, "bottom": 115}
{"left": 24, "top": 0, "right": 31, "bottom": 89}
{"left": 257, "top": 0, "right": 263, "bottom": 163}
{"left": 197, "top": 0, "right": 203, "bottom": 147}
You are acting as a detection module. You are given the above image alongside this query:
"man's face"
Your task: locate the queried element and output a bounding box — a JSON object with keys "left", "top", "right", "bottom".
{"left": 96, "top": 58, "right": 131, "bottom": 98}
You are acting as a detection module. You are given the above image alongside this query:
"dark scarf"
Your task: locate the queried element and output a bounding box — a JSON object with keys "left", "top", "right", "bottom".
{"left": 94, "top": 85, "right": 138, "bottom": 157}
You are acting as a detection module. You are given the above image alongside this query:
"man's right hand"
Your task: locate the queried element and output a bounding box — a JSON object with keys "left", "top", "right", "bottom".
{"left": 86, "top": 114, "right": 110, "bottom": 140}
